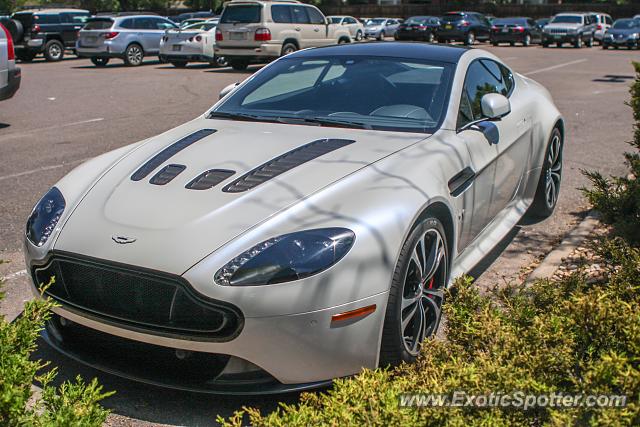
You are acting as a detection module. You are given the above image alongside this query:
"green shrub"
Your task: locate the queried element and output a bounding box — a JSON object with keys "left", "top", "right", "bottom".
{"left": 582, "top": 62, "right": 640, "bottom": 245}
{"left": 0, "top": 272, "right": 113, "bottom": 426}
{"left": 220, "top": 239, "right": 640, "bottom": 426}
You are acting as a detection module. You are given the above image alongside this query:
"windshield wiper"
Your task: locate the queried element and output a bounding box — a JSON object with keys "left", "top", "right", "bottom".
{"left": 208, "top": 111, "right": 277, "bottom": 123}
{"left": 275, "top": 116, "right": 372, "bottom": 130}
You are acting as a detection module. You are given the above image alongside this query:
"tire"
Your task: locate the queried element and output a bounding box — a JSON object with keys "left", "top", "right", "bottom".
{"left": 542, "top": 41, "right": 549, "bottom": 48}
{"left": 377, "top": 31, "right": 385, "bottom": 41}
{"left": 171, "top": 60, "right": 188, "bottom": 68}
{"left": 229, "top": 59, "right": 248, "bottom": 70}
{"left": 338, "top": 37, "right": 350, "bottom": 44}
{"left": 281, "top": 42, "right": 297, "bottom": 56}
{"left": 123, "top": 43, "right": 144, "bottom": 66}
{"left": 574, "top": 37, "right": 582, "bottom": 48}
{"left": 586, "top": 36, "right": 593, "bottom": 47}
{"left": 523, "top": 34, "right": 531, "bottom": 46}
{"left": 602, "top": 44, "right": 608, "bottom": 50}
{"left": 2, "top": 19, "right": 24, "bottom": 43}
{"left": 509, "top": 41, "right": 515, "bottom": 46}
{"left": 426, "top": 32, "right": 435, "bottom": 43}
{"left": 464, "top": 31, "right": 475, "bottom": 46}
{"left": 556, "top": 42, "right": 563, "bottom": 48}
{"left": 44, "top": 40, "right": 64, "bottom": 61}
{"left": 90, "top": 57, "right": 109, "bottom": 67}
{"left": 212, "top": 56, "right": 227, "bottom": 67}
{"left": 355, "top": 30, "right": 363, "bottom": 41}
{"left": 380, "top": 217, "right": 449, "bottom": 366}
{"left": 527, "top": 127, "right": 563, "bottom": 219}
{"left": 492, "top": 41, "right": 499, "bottom": 46}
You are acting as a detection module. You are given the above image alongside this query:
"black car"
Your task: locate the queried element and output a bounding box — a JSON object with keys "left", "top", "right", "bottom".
{"left": 438, "top": 11, "right": 491, "bottom": 45}
{"left": 602, "top": 18, "right": 640, "bottom": 49}
{"left": 1, "top": 8, "right": 90, "bottom": 62}
{"left": 394, "top": 16, "right": 440, "bottom": 42}
{"left": 536, "top": 18, "right": 550, "bottom": 28}
{"left": 490, "top": 17, "right": 542, "bottom": 46}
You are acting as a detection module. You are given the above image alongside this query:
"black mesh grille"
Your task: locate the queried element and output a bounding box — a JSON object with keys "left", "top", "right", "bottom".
{"left": 131, "top": 129, "right": 216, "bottom": 181}
{"left": 149, "top": 164, "right": 186, "bottom": 185}
{"left": 33, "top": 253, "right": 242, "bottom": 340}
{"left": 186, "top": 169, "right": 235, "bottom": 190}
{"left": 222, "top": 139, "right": 355, "bottom": 193}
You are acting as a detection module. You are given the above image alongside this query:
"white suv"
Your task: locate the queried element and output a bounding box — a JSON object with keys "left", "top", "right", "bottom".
{"left": 215, "top": 0, "right": 352, "bottom": 70}
{"left": 0, "top": 23, "right": 20, "bottom": 101}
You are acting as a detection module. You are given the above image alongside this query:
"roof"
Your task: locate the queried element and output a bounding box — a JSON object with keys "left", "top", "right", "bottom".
{"left": 289, "top": 42, "right": 469, "bottom": 64}
{"left": 15, "top": 8, "right": 89, "bottom": 14}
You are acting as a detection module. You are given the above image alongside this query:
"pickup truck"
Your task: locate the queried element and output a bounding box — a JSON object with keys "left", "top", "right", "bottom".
{"left": 214, "top": 0, "right": 352, "bottom": 70}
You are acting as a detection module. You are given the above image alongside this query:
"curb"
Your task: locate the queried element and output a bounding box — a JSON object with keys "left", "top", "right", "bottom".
{"left": 526, "top": 210, "right": 600, "bottom": 283}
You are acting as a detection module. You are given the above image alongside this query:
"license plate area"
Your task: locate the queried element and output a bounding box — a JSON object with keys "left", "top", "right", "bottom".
{"left": 229, "top": 32, "right": 246, "bottom": 41}
{"left": 172, "top": 45, "right": 182, "bottom": 51}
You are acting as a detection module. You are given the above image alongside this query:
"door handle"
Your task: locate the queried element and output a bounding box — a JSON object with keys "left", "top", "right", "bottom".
{"left": 314, "top": 28, "right": 319, "bottom": 32}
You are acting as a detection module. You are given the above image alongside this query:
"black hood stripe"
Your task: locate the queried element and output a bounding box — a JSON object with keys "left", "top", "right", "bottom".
{"left": 222, "top": 139, "right": 355, "bottom": 193}
{"left": 186, "top": 169, "right": 235, "bottom": 190}
{"left": 131, "top": 129, "right": 216, "bottom": 182}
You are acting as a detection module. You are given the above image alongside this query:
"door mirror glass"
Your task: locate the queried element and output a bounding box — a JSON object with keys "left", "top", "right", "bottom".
{"left": 220, "top": 82, "right": 240, "bottom": 99}
{"left": 481, "top": 93, "right": 511, "bottom": 120}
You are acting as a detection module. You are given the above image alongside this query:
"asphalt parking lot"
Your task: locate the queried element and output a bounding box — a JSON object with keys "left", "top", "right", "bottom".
{"left": 0, "top": 43, "right": 637, "bottom": 426}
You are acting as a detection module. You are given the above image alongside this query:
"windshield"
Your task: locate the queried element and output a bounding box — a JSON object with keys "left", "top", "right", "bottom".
{"left": 210, "top": 56, "right": 454, "bottom": 133}
{"left": 405, "top": 17, "right": 428, "bottom": 25}
{"left": 84, "top": 18, "right": 113, "bottom": 30}
{"left": 613, "top": 19, "right": 640, "bottom": 29}
{"left": 551, "top": 15, "right": 582, "bottom": 24}
{"left": 366, "top": 19, "right": 385, "bottom": 26}
{"left": 220, "top": 5, "right": 261, "bottom": 24}
{"left": 493, "top": 18, "right": 526, "bottom": 26}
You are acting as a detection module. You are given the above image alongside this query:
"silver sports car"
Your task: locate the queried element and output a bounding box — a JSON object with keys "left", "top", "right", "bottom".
{"left": 25, "top": 43, "right": 563, "bottom": 394}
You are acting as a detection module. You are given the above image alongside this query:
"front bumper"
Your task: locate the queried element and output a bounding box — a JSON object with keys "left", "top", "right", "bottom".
{"left": 29, "top": 252, "right": 388, "bottom": 390}
{"left": 603, "top": 37, "right": 639, "bottom": 48}
{"left": 0, "top": 67, "right": 21, "bottom": 101}
{"left": 76, "top": 44, "right": 125, "bottom": 59}
{"left": 14, "top": 37, "right": 45, "bottom": 53}
{"left": 542, "top": 33, "right": 580, "bottom": 44}
{"left": 215, "top": 43, "right": 281, "bottom": 60}
{"left": 490, "top": 33, "right": 527, "bottom": 43}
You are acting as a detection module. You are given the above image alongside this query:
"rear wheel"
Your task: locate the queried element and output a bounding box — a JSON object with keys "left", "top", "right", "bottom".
{"left": 90, "top": 57, "right": 109, "bottom": 67}
{"left": 426, "top": 32, "right": 435, "bottom": 43}
{"left": 380, "top": 217, "right": 448, "bottom": 366}
{"left": 586, "top": 36, "right": 594, "bottom": 47}
{"left": 556, "top": 41, "right": 563, "bottom": 48}
{"left": 464, "top": 31, "right": 475, "bottom": 45}
{"left": 338, "top": 37, "right": 350, "bottom": 44}
{"left": 355, "top": 30, "right": 363, "bottom": 41}
{"left": 124, "top": 44, "right": 144, "bottom": 66}
{"left": 574, "top": 37, "right": 583, "bottom": 48}
{"left": 281, "top": 42, "right": 297, "bottom": 56}
{"left": 523, "top": 34, "right": 531, "bottom": 46}
{"left": 492, "top": 41, "right": 499, "bottom": 46}
{"left": 44, "top": 40, "right": 64, "bottom": 61}
{"left": 377, "top": 31, "right": 385, "bottom": 41}
{"left": 171, "top": 60, "right": 188, "bottom": 68}
{"left": 542, "top": 41, "right": 549, "bottom": 48}
{"left": 229, "top": 59, "right": 248, "bottom": 70}
{"left": 528, "top": 127, "right": 563, "bottom": 219}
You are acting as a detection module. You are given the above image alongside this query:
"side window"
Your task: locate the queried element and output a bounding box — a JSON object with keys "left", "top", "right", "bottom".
{"left": 527, "top": 19, "right": 536, "bottom": 27}
{"left": 34, "top": 14, "right": 61, "bottom": 24}
{"left": 457, "top": 60, "right": 509, "bottom": 129}
{"left": 306, "top": 7, "right": 325, "bottom": 25}
{"left": 499, "top": 63, "right": 515, "bottom": 95}
{"left": 605, "top": 16, "right": 612, "bottom": 25}
{"left": 346, "top": 17, "right": 356, "bottom": 24}
{"left": 119, "top": 18, "right": 135, "bottom": 29}
{"left": 291, "top": 6, "right": 310, "bottom": 24}
{"left": 154, "top": 18, "right": 176, "bottom": 29}
{"left": 271, "top": 5, "right": 292, "bottom": 23}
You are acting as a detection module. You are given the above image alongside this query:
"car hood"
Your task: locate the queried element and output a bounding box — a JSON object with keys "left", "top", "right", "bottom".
{"left": 545, "top": 23, "right": 582, "bottom": 30}
{"left": 54, "top": 117, "right": 429, "bottom": 274}
{"left": 607, "top": 28, "right": 638, "bottom": 36}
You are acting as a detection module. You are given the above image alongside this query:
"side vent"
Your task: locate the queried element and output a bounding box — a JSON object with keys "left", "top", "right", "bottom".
{"left": 149, "top": 164, "right": 186, "bottom": 185}
{"left": 222, "top": 139, "right": 355, "bottom": 193}
{"left": 131, "top": 129, "right": 216, "bottom": 181}
{"left": 186, "top": 169, "right": 235, "bottom": 190}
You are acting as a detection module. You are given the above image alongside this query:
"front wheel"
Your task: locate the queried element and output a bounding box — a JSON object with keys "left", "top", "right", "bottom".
{"left": 44, "top": 40, "right": 64, "bottom": 61}
{"left": 124, "top": 44, "right": 144, "bottom": 66}
{"left": 586, "top": 36, "right": 593, "bottom": 47}
{"left": 90, "top": 57, "right": 109, "bottom": 67}
{"left": 377, "top": 31, "right": 385, "bottom": 41}
{"left": 574, "top": 37, "right": 583, "bottom": 48}
{"left": 527, "top": 127, "right": 563, "bottom": 219}
{"left": 426, "top": 32, "right": 435, "bottom": 43}
{"left": 380, "top": 217, "right": 448, "bottom": 366}
{"left": 355, "top": 30, "right": 363, "bottom": 41}
{"left": 523, "top": 34, "right": 531, "bottom": 46}
{"left": 171, "top": 60, "right": 188, "bottom": 68}
{"left": 464, "top": 31, "right": 475, "bottom": 46}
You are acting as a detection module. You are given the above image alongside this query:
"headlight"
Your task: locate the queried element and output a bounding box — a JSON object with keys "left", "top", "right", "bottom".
{"left": 629, "top": 33, "right": 639, "bottom": 39}
{"left": 214, "top": 228, "right": 355, "bottom": 286}
{"left": 26, "top": 187, "right": 65, "bottom": 247}
{"left": 605, "top": 33, "right": 614, "bottom": 39}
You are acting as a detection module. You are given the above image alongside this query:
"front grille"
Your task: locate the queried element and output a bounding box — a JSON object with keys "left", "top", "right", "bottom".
{"left": 33, "top": 252, "right": 243, "bottom": 341}
{"left": 547, "top": 28, "right": 569, "bottom": 35}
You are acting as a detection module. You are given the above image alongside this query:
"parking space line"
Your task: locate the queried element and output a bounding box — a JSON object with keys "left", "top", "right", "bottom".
{"left": 524, "top": 59, "right": 587, "bottom": 76}
{"left": 0, "top": 158, "right": 88, "bottom": 182}
{"left": 0, "top": 118, "right": 104, "bottom": 141}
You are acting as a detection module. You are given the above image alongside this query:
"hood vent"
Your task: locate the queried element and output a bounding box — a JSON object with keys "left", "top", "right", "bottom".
{"left": 222, "top": 138, "right": 355, "bottom": 193}
{"left": 186, "top": 169, "right": 235, "bottom": 190}
{"left": 131, "top": 129, "right": 216, "bottom": 181}
{"left": 150, "top": 164, "right": 186, "bottom": 185}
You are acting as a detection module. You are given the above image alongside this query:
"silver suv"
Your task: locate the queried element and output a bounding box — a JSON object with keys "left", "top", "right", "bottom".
{"left": 542, "top": 13, "right": 596, "bottom": 48}
{"left": 0, "top": 23, "right": 20, "bottom": 101}
{"left": 215, "top": 0, "right": 351, "bottom": 71}
{"left": 77, "top": 15, "right": 178, "bottom": 66}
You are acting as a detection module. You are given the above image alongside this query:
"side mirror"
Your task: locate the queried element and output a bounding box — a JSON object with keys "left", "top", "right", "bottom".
{"left": 481, "top": 93, "right": 511, "bottom": 120}
{"left": 219, "top": 82, "right": 240, "bottom": 99}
